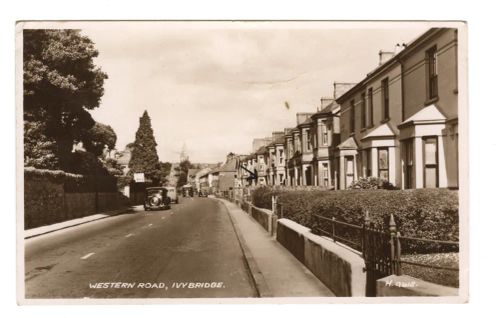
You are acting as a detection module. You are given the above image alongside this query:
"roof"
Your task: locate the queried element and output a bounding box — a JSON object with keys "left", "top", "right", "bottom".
{"left": 313, "top": 102, "right": 341, "bottom": 117}
{"left": 400, "top": 104, "right": 446, "bottom": 126}
{"left": 297, "top": 116, "right": 314, "bottom": 127}
{"left": 255, "top": 146, "right": 268, "bottom": 155}
{"left": 361, "top": 123, "right": 396, "bottom": 140}
{"left": 217, "top": 158, "right": 238, "bottom": 172}
{"left": 187, "top": 168, "right": 199, "bottom": 178}
{"left": 336, "top": 137, "right": 359, "bottom": 150}
{"left": 273, "top": 135, "right": 286, "bottom": 145}
{"left": 336, "top": 28, "right": 445, "bottom": 103}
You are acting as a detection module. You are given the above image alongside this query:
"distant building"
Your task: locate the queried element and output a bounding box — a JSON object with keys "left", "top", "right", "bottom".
{"left": 114, "top": 144, "right": 133, "bottom": 175}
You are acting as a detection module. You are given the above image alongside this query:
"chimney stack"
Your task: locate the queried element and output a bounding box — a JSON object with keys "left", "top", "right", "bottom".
{"left": 272, "top": 131, "right": 285, "bottom": 141}
{"left": 296, "top": 113, "right": 314, "bottom": 125}
{"left": 333, "top": 82, "right": 357, "bottom": 99}
{"left": 379, "top": 50, "right": 395, "bottom": 65}
{"left": 320, "top": 97, "right": 334, "bottom": 110}
{"left": 252, "top": 137, "right": 273, "bottom": 152}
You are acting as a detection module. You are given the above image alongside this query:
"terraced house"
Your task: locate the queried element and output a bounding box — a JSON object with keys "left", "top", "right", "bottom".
{"left": 236, "top": 27, "right": 459, "bottom": 191}
{"left": 336, "top": 27, "right": 459, "bottom": 189}
{"left": 266, "top": 131, "right": 286, "bottom": 186}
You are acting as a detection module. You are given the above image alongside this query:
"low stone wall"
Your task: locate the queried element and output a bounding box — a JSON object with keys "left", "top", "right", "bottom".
{"left": 250, "top": 206, "right": 273, "bottom": 233}
{"left": 377, "top": 275, "right": 459, "bottom": 297}
{"left": 277, "top": 219, "right": 366, "bottom": 297}
{"left": 240, "top": 200, "right": 251, "bottom": 214}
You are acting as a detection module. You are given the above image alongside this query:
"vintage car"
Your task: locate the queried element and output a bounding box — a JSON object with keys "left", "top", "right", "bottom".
{"left": 144, "top": 187, "right": 171, "bottom": 211}
{"left": 181, "top": 184, "right": 194, "bottom": 197}
{"left": 165, "top": 186, "right": 178, "bottom": 204}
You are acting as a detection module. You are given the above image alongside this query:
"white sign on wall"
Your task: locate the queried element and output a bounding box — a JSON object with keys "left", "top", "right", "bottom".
{"left": 133, "top": 173, "right": 145, "bottom": 183}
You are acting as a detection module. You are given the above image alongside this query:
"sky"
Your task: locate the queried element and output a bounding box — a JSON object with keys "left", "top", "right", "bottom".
{"left": 79, "top": 21, "right": 430, "bottom": 163}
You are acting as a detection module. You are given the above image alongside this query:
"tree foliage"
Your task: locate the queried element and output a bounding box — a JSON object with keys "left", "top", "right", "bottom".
{"left": 24, "top": 119, "right": 59, "bottom": 169}
{"left": 82, "top": 122, "right": 117, "bottom": 157}
{"left": 23, "top": 29, "right": 107, "bottom": 170}
{"left": 176, "top": 159, "right": 194, "bottom": 188}
{"left": 128, "top": 111, "right": 163, "bottom": 185}
{"left": 66, "top": 150, "right": 107, "bottom": 175}
{"left": 159, "top": 161, "right": 172, "bottom": 185}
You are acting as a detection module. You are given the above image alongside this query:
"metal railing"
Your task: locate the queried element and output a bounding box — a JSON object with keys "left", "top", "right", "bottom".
{"left": 312, "top": 214, "right": 363, "bottom": 250}
{"left": 240, "top": 191, "right": 459, "bottom": 277}
{"left": 310, "top": 211, "right": 459, "bottom": 277}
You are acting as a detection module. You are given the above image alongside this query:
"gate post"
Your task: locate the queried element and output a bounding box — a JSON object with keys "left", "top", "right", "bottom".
{"left": 389, "top": 213, "right": 397, "bottom": 275}
{"left": 331, "top": 217, "right": 336, "bottom": 242}
{"left": 395, "top": 231, "right": 402, "bottom": 276}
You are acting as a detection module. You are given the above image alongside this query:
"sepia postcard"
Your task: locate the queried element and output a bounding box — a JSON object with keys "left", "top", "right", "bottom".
{"left": 16, "top": 20, "right": 468, "bottom": 304}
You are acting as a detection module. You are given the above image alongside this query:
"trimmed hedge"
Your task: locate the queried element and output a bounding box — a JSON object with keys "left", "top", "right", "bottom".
{"left": 24, "top": 167, "right": 126, "bottom": 229}
{"left": 252, "top": 186, "right": 459, "bottom": 254}
{"left": 25, "top": 167, "right": 117, "bottom": 193}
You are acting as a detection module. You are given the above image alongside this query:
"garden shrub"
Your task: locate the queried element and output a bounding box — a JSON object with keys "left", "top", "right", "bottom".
{"left": 251, "top": 186, "right": 276, "bottom": 210}
{"left": 24, "top": 167, "right": 118, "bottom": 193}
{"left": 251, "top": 186, "right": 459, "bottom": 254}
{"left": 348, "top": 177, "right": 397, "bottom": 190}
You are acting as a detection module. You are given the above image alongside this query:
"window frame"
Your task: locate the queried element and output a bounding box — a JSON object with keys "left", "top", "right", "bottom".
{"left": 322, "top": 162, "right": 329, "bottom": 186}
{"left": 377, "top": 147, "right": 389, "bottom": 181}
{"left": 423, "top": 136, "right": 439, "bottom": 188}
{"left": 381, "top": 78, "right": 390, "bottom": 121}
{"left": 365, "top": 148, "right": 372, "bottom": 177}
{"left": 304, "top": 129, "right": 311, "bottom": 152}
{"left": 321, "top": 122, "right": 328, "bottom": 146}
{"left": 361, "top": 92, "right": 366, "bottom": 129}
{"left": 345, "top": 156, "right": 355, "bottom": 187}
{"left": 367, "top": 87, "right": 374, "bottom": 127}
{"left": 349, "top": 99, "right": 355, "bottom": 134}
{"left": 426, "top": 45, "right": 439, "bottom": 101}
{"left": 404, "top": 139, "right": 414, "bottom": 189}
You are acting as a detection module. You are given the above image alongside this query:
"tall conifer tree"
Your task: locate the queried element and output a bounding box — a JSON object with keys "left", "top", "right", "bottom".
{"left": 128, "top": 111, "right": 162, "bottom": 185}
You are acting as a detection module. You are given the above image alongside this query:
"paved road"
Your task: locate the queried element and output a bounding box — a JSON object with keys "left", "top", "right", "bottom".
{"left": 25, "top": 197, "right": 257, "bottom": 298}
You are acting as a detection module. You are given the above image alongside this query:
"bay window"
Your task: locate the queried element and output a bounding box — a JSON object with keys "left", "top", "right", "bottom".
{"left": 378, "top": 147, "right": 389, "bottom": 180}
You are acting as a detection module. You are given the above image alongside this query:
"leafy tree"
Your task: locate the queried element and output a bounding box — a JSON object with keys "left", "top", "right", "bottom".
{"left": 128, "top": 111, "right": 163, "bottom": 185}
{"left": 24, "top": 119, "right": 59, "bottom": 169}
{"left": 67, "top": 150, "right": 107, "bottom": 175}
{"left": 159, "top": 161, "right": 172, "bottom": 185}
{"left": 82, "top": 122, "right": 117, "bottom": 157}
{"left": 176, "top": 159, "right": 194, "bottom": 188}
{"left": 23, "top": 29, "right": 107, "bottom": 170}
{"left": 102, "top": 157, "right": 124, "bottom": 177}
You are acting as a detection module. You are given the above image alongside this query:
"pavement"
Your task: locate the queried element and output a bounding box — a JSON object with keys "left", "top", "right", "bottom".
{"left": 217, "top": 199, "right": 335, "bottom": 297}
{"left": 24, "top": 206, "right": 139, "bottom": 239}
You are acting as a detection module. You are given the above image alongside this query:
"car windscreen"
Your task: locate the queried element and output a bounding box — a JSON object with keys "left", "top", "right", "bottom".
{"left": 146, "top": 189, "right": 163, "bottom": 195}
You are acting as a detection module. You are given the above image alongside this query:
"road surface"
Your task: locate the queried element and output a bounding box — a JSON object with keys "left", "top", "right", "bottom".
{"left": 25, "top": 197, "right": 257, "bottom": 298}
